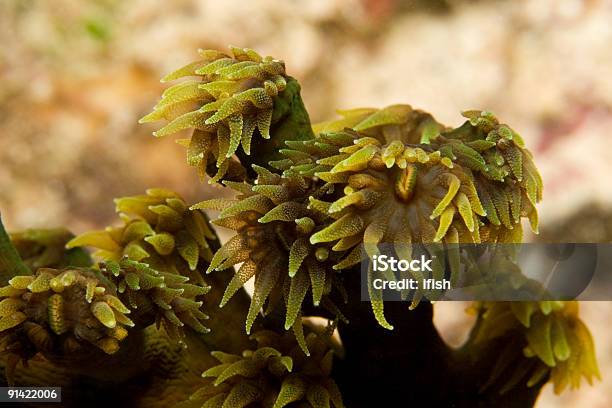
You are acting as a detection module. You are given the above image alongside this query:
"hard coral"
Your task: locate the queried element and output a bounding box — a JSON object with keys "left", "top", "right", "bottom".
{"left": 0, "top": 47, "right": 599, "bottom": 407}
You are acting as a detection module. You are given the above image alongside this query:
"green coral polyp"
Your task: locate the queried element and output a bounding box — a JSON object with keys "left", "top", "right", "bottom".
{"left": 430, "top": 110, "right": 542, "bottom": 233}
{"left": 66, "top": 188, "right": 214, "bottom": 338}
{"left": 269, "top": 106, "right": 542, "bottom": 327}
{"left": 0, "top": 266, "right": 133, "bottom": 381}
{"left": 183, "top": 324, "right": 344, "bottom": 408}
{"left": 475, "top": 301, "right": 600, "bottom": 394}
{"left": 193, "top": 167, "right": 347, "bottom": 339}
{"left": 67, "top": 188, "right": 215, "bottom": 286}
{"left": 140, "top": 47, "right": 288, "bottom": 183}
{"left": 100, "top": 257, "right": 211, "bottom": 338}
{"left": 312, "top": 104, "right": 444, "bottom": 144}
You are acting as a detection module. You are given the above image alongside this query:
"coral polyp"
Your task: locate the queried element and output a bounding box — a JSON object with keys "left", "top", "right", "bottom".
{"left": 474, "top": 301, "right": 600, "bottom": 394}
{"left": 66, "top": 189, "right": 215, "bottom": 338}
{"left": 193, "top": 166, "right": 347, "bottom": 343}
{"left": 67, "top": 188, "right": 215, "bottom": 285}
{"left": 140, "top": 47, "right": 289, "bottom": 183}
{"left": 181, "top": 322, "right": 344, "bottom": 408}
{"left": 0, "top": 267, "right": 133, "bottom": 382}
{"left": 430, "top": 110, "right": 542, "bottom": 235}
{"left": 100, "top": 258, "right": 211, "bottom": 339}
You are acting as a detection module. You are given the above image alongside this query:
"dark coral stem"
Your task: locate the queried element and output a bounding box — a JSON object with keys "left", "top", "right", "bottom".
{"left": 239, "top": 77, "right": 315, "bottom": 177}
{"left": 334, "top": 270, "right": 545, "bottom": 407}
{"left": 0, "top": 213, "right": 30, "bottom": 284}
{"left": 333, "top": 268, "right": 452, "bottom": 406}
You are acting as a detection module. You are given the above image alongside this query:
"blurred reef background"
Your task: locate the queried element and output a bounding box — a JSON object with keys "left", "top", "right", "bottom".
{"left": 1, "top": 1, "right": 611, "bottom": 406}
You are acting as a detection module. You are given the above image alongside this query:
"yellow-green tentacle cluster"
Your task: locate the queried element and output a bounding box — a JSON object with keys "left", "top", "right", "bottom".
{"left": 0, "top": 45, "right": 598, "bottom": 403}
{"left": 275, "top": 132, "right": 486, "bottom": 328}
{"left": 312, "top": 104, "right": 445, "bottom": 144}
{"left": 66, "top": 189, "right": 214, "bottom": 338}
{"left": 474, "top": 301, "right": 600, "bottom": 395}
{"left": 0, "top": 268, "right": 133, "bottom": 370}
{"left": 67, "top": 188, "right": 215, "bottom": 286}
{"left": 140, "top": 47, "right": 288, "bottom": 183}
{"left": 274, "top": 106, "right": 543, "bottom": 328}
{"left": 192, "top": 166, "right": 347, "bottom": 339}
{"left": 181, "top": 323, "right": 344, "bottom": 408}
{"left": 100, "top": 258, "right": 211, "bottom": 338}
{"left": 431, "top": 110, "right": 542, "bottom": 235}
{"left": 309, "top": 106, "right": 542, "bottom": 239}
{"left": 10, "top": 228, "right": 91, "bottom": 270}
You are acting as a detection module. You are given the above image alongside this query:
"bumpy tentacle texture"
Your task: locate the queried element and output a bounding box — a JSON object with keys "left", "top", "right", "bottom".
{"left": 312, "top": 104, "right": 445, "bottom": 144}
{"left": 275, "top": 106, "right": 544, "bottom": 327}
{"left": 10, "top": 228, "right": 91, "bottom": 270}
{"left": 0, "top": 46, "right": 598, "bottom": 404}
{"left": 275, "top": 107, "right": 502, "bottom": 326}
{"left": 100, "top": 258, "right": 211, "bottom": 339}
{"left": 180, "top": 322, "right": 344, "bottom": 408}
{"left": 192, "top": 167, "right": 347, "bottom": 343}
{"left": 67, "top": 188, "right": 213, "bottom": 338}
{"left": 140, "top": 47, "right": 288, "bottom": 183}
{"left": 473, "top": 301, "right": 600, "bottom": 394}
{"left": 429, "top": 110, "right": 542, "bottom": 237}
{"left": 68, "top": 188, "right": 213, "bottom": 286}
{"left": 0, "top": 267, "right": 133, "bottom": 383}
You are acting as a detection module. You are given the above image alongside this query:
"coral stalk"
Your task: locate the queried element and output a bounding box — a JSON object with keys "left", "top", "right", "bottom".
{"left": 0, "top": 214, "right": 30, "bottom": 284}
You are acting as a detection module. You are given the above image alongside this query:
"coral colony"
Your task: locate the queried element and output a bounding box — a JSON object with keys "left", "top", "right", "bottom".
{"left": 0, "top": 47, "right": 599, "bottom": 407}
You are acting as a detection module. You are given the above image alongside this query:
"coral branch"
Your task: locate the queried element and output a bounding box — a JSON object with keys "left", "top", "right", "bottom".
{"left": 0, "top": 214, "right": 30, "bottom": 284}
